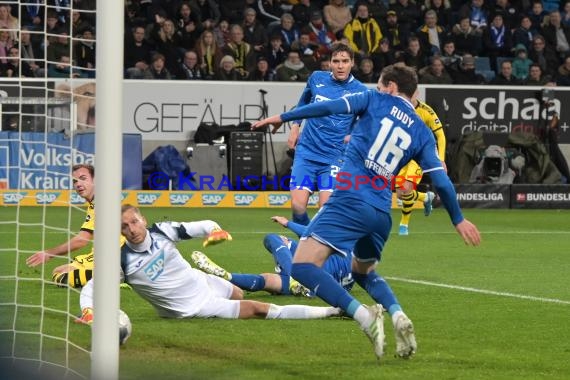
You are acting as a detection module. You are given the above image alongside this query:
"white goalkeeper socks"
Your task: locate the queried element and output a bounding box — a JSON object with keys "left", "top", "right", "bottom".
{"left": 266, "top": 304, "right": 340, "bottom": 319}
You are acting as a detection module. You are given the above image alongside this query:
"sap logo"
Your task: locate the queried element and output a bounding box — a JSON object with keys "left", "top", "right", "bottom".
{"left": 170, "top": 193, "right": 193, "bottom": 205}
{"left": 3, "top": 192, "right": 27, "bottom": 204}
{"left": 268, "top": 194, "right": 291, "bottom": 206}
{"left": 137, "top": 193, "right": 161, "bottom": 205}
{"left": 70, "top": 192, "right": 86, "bottom": 205}
{"left": 234, "top": 194, "right": 257, "bottom": 206}
{"left": 307, "top": 194, "right": 319, "bottom": 206}
{"left": 144, "top": 251, "right": 165, "bottom": 281}
{"left": 36, "top": 192, "right": 60, "bottom": 205}
{"left": 202, "top": 193, "right": 225, "bottom": 206}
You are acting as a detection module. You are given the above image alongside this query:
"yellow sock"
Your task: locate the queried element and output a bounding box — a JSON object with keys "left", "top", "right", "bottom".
{"left": 416, "top": 191, "right": 426, "bottom": 203}
{"left": 53, "top": 269, "right": 93, "bottom": 288}
{"left": 400, "top": 191, "right": 418, "bottom": 226}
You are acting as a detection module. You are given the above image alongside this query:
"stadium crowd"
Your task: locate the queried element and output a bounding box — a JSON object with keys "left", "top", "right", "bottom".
{"left": 1, "top": 0, "right": 570, "bottom": 85}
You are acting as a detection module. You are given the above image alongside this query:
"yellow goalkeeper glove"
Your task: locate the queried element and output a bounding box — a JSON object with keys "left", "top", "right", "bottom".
{"left": 203, "top": 229, "right": 232, "bottom": 247}
{"left": 75, "top": 307, "right": 93, "bottom": 325}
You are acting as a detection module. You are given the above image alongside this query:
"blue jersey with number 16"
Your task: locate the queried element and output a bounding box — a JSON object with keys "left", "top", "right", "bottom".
{"left": 281, "top": 90, "right": 444, "bottom": 212}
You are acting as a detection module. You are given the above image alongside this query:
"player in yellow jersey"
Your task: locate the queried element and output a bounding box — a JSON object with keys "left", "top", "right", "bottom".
{"left": 396, "top": 94, "right": 446, "bottom": 236}
{"left": 26, "top": 164, "right": 231, "bottom": 288}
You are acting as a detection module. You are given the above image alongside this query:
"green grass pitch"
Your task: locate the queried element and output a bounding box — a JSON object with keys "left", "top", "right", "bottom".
{"left": 1, "top": 206, "right": 569, "bottom": 379}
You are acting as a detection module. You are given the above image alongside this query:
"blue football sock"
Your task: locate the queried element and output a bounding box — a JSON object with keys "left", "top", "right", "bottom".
{"left": 230, "top": 274, "right": 266, "bottom": 292}
{"left": 292, "top": 211, "right": 310, "bottom": 226}
{"left": 352, "top": 271, "right": 401, "bottom": 315}
{"left": 263, "top": 234, "right": 293, "bottom": 275}
{"left": 279, "top": 274, "right": 291, "bottom": 295}
{"left": 291, "top": 263, "right": 357, "bottom": 315}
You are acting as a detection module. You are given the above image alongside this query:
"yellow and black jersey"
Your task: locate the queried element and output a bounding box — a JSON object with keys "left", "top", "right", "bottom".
{"left": 415, "top": 100, "right": 446, "bottom": 161}
{"left": 80, "top": 201, "right": 95, "bottom": 233}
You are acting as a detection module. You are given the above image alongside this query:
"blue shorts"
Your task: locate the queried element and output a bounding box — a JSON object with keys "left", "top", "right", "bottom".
{"left": 304, "top": 198, "right": 392, "bottom": 263}
{"left": 290, "top": 157, "right": 342, "bottom": 192}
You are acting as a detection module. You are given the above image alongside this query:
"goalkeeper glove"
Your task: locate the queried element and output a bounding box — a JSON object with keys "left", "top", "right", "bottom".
{"left": 75, "top": 307, "right": 94, "bottom": 325}
{"left": 120, "top": 282, "right": 132, "bottom": 290}
{"left": 203, "top": 229, "right": 232, "bottom": 247}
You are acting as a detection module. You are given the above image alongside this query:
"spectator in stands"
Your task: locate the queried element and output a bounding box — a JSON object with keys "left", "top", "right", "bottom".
{"left": 555, "top": 54, "right": 570, "bottom": 85}
{"left": 390, "top": 0, "right": 422, "bottom": 34}
{"left": 292, "top": 0, "right": 320, "bottom": 29}
{"left": 177, "top": 1, "right": 203, "bottom": 50}
{"left": 0, "top": 28, "right": 13, "bottom": 65}
{"left": 542, "top": 10, "right": 570, "bottom": 59}
{"left": 439, "top": 39, "right": 461, "bottom": 69}
{"left": 144, "top": 53, "right": 173, "bottom": 79}
{"left": 450, "top": 54, "right": 486, "bottom": 84}
{"left": 319, "top": 54, "right": 331, "bottom": 70}
{"left": 48, "top": 55, "right": 87, "bottom": 78}
{"left": 524, "top": 63, "right": 553, "bottom": 85}
{"left": 528, "top": 0, "right": 548, "bottom": 32}
{"left": 21, "top": 1, "right": 44, "bottom": 31}
{"left": 242, "top": 8, "right": 268, "bottom": 54}
{"left": 382, "top": 10, "right": 409, "bottom": 52}
{"left": 222, "top": 24, "right": 256, "bottom": 79}
{"left": 458, "top": 0, "right": 488, "bottom": 36}
{"left": 353, "top": 57, "right": 378, "bottom": 83}
{"left": 1, "top": 47, "right": 34, "bottom": 77}
{"left": 248, "top": 55, "right": 275, "bottom": 80}
{"left": 307, "top": 10, "right": 337, "bottom": 56}
{"left": 482, "top": 13, "right": 513, "bottom": 72}
{"left": 343, "top": 3, "right": 382, "bottom": 63}
{"left": 275, "top": 49, "right": 311, "bottom": 81}
{"left": 491, "top": 59, "right": 522, "bottom": 84}
{"left": 419, "top": 55, "right": 453, "bottom": 83}
{"left": 46, "top": 10, "right": 64, "bottom": 43}
{"left": 74, "top": 27, "right": 96, "bottom": 78}
{"left": 264, "top": 33, "right": 288, "bottom": 74}
{"left": 396, "top": 35, "right": 428, "bottom": 71}
{"left": 189, "top": 0, "right": 221, "bottom": 31}
{"left": 124, "top": 25, "right": 154, "bottom": 79}
{"left": 529, "top": 34, "right": 560, "bottom": 78}
{"left": 220, "top": 1, "right": 247, "bottom": 25}
{"left": 47, "top": 31, "right": 71, "bottom": 68}
{"left": 19, "top": 27, "right": 45, "bottom": 77}
{"left": 562, "top": 0, "right": 570, "bottom": 27}
{"left": 151, "top": 15, "right": 184, "bottom": 78}
{"left": 125, "top": 3, "right": 147, "bottom": 30}
{"left": 451, "top": 16, "right": 483, "bottom": 56}
{"left": 323, "top": 0, "right": 352, "bottom": 35}
{"left": 513, "top": 15, "right": 538, "bottom": 51}
{"left": 423, "top": 0, "right": 453, "bottom": 31}
{"left": 511, "top": 43, "right": 533, "bottom": 81}
{"left": 178, "top": 49, "right": 206, "bottom": 79}
{"left": 256, "top": 0, "right": 284, "bottom": 26}
{"left": 492, "top": 0, "right": 518, "bottom": 31}
{"left": 291, "top": 30, "right": 321, "bottom": 71}
{"left": 216, "top": 54, "right": 243, "bottom": 80}
{"left": 416, "top": 9, "right": 446, "bottom": 55}
{"left": 195, "top": 29, "right": 222, "bottom": 79}
{"left": 71, "top": 10, "right": 93, "bottom": 37}
{"left": 373, "top": 37, "right": 396, "bottom": 71}
{"left": 277, "top": 13, "right": 300, "bottom": 50}
{"left": 0, "top": 4, "right": 18, "bottom": 41}
{"left": 213, "top": 19, "right": 231, "bottom": 47}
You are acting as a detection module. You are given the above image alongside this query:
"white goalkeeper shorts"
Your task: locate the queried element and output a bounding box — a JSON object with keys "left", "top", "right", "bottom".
{"left": 194, "top": 273, "right": 240, "bottom": 319}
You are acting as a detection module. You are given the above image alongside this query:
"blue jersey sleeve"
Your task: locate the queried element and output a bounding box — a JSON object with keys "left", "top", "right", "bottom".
{"left": 286, "top": 221, "right": 306, "bottom": 238}
{"left": 281, "top": 90, "right": 371, "bottom": 122}
{"left": 430, "top": 170, "right": 464, "bottom": 226}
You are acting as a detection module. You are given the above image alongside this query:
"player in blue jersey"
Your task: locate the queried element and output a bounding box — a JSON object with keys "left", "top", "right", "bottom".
{"left": 191, "top": 215, "right": 354, "bottom": 296}
{"left": 252, "top": 64, "right": 481, "bottom": 362}
{"left": 277, "top": 44, "right": 368, "bottom": 226}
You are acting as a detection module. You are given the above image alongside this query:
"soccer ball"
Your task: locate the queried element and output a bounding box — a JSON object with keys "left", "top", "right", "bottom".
{"left": 119, "top": 309, "right": 132, "bottom": 346}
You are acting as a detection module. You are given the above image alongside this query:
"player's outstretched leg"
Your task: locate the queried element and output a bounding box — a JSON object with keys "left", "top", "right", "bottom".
{"left": 191, "top": 251, "right": 231, "bottom": 280}
{"left": 423, "top": 191, "right": 435, "bottom": 216}
{"left": 399, "top": 190, "right": 428, "bottom": 235}
{"left": 393, "top": 313, "right": 417, "bottom": 359}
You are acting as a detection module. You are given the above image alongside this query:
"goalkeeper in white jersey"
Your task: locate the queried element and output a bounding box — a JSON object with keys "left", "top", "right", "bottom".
{"left": 77, "top": 205, "right": 340, "bottom": 323}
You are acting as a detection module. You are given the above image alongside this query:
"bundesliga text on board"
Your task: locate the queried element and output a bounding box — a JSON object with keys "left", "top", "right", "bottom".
{"left": 146, "top": 172, "right": 421, "bottom": 191}
{"left": 516, "top": 192, "right": 570, "bottom": 202}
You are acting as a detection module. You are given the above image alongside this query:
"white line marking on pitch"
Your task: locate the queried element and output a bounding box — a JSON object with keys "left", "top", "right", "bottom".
{"left": 386, "top": 276, "right": 570, "bottom": 305}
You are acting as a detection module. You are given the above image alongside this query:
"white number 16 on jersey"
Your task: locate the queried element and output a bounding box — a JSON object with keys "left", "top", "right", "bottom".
{"left": 367, "top": 117, "right": 411, "bottom": 172}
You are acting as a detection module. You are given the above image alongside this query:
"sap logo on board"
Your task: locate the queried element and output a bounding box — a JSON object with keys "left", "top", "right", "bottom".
{"left": 307, "top": 193, "right": 319, "bottom": 206}
{"left": 144, "top": 250, "right": 165, "bottom": 281}
{"left": 169, "top": 193, "right": 193, "bottom": 206}
{"left": 268, "top": 194, "right": 290, "bottom": 206}
{"left": 70, "top": 192, "right": 86, "bottom": 205}
{"left": 137, "top": 192, "right": 161, "bottom": 205}
{"left": 3, "top": 192, "right": 27, "bottom": 204}
{"left": 202, "top": 193, "right": 225, "bottom": 206}
{"left": 234, "top": 194, "right": 257, "bottom": 206}
{"left": 36, "top": 192, "right": 60, "bottom": 205}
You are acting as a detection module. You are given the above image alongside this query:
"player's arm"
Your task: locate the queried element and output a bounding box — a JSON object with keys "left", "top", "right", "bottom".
{"left": 26, "top": 229, "right": 93, "bottom": 267}
{"left": 271, "top": 216, "right": 306, "bottom": 238}
{"left": 152, "top": 220, "right": 232, "bottom": 246}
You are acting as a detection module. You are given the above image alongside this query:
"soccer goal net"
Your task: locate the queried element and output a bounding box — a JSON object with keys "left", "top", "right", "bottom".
{"left": 0, "top": 1, "right": 123, "bottom": 379}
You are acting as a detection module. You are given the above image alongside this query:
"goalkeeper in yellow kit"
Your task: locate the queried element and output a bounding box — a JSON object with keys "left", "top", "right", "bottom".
{"left": 396, "top": 95, "right": 446, "bottom": 236}
{"left": 26, "top": 164, "right": 231, "bottom": 288}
